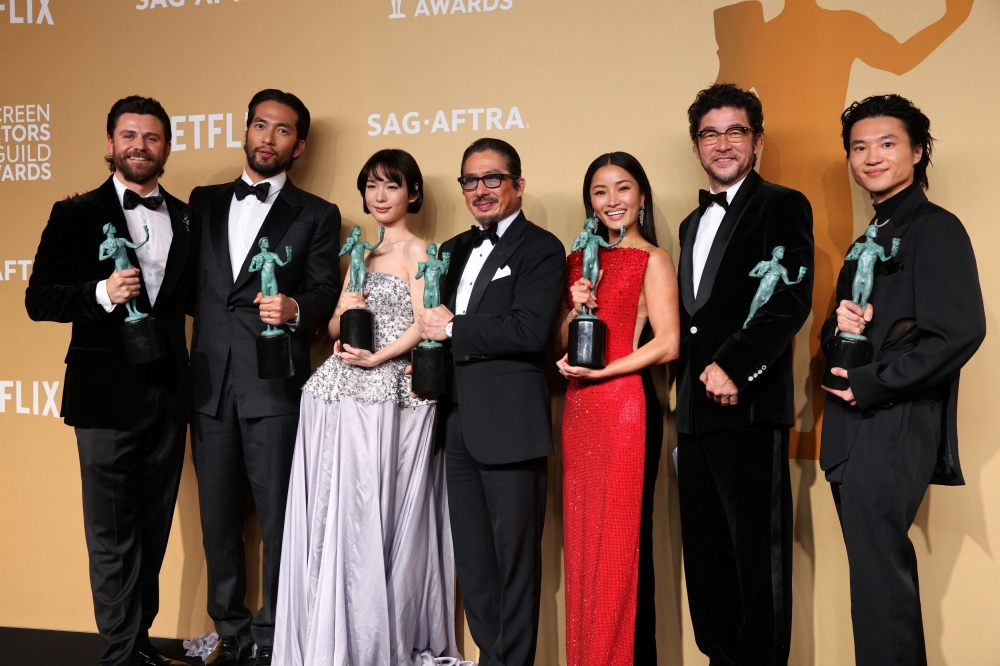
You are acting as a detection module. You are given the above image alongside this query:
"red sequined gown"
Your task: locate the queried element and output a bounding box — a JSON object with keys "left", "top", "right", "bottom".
{"left": 563, "top": 247, "right": 651, "bottom": 666}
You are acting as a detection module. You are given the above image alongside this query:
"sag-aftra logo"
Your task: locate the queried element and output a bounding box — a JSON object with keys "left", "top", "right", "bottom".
{"left": 0, "top": 0, "right": 54, "bottom": 24}
{"left": 368, "top": 107, "right": 526, "bottom": 136}
{"left": 389, "top": 0, "right": 511, "bottom": 19}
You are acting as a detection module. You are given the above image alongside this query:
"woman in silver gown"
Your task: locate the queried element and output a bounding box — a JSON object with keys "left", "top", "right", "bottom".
{"left": 273, "top": 150, "right": 465, "bottom": 666}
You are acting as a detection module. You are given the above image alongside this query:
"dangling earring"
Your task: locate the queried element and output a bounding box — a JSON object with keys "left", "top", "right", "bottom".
{"left": 639, "top": 205, "right": 645, "bottom": 227}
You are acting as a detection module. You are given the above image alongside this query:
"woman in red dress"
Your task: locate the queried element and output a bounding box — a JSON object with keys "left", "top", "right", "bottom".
{"left": 557, "top": 152, "right": 680, "bottom": 666}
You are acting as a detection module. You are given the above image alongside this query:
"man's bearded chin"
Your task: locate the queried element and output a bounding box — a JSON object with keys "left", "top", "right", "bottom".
{"left": 114, "top": 150, "right": 163, "bottom": 185}
{"left": 473, "top": 197, "right": 503, "bottom": 227}
{"left": 245, "top": 144, "right": 291, "bottom": 178}
{"left": 707, "top": 152, "right": 754, "bottom": 185}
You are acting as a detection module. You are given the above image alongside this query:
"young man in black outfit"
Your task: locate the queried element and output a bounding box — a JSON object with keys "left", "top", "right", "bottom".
{"left": 821, "top": 94, "right": 986, "bottom": 666}
{"left": 26, "top": 96, "right": 195, "bottom": 666}
{"left": 675, "top": 84, "right": 814, "bottom": 666}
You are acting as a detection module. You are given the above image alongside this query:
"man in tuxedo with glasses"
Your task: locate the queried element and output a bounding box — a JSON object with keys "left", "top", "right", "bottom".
{"left": 416, "top": 138, "right": 565, "bottom": 666}
{"left": 187, "top": 89, "right": 340, "bottom": 666}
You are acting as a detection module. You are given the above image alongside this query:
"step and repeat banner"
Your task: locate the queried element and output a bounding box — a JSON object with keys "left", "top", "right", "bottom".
{"left": 2, "top": 0, "right": 999, "bottom": 663}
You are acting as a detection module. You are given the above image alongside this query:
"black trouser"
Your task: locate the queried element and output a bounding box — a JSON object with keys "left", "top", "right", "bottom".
{"left": 75, "top": 380, "right": 186, "bottom": 666}
{"left": 192, "top": 369, "right": 298, "bottom": 647}
{"left": 678, "top": 424, "right": 792, "bottom": 666}
{"left": 634, "top": 367, "right": 663, "bottom": 665}
{"left": 444, "top": 408, "right": 547, "bottom": 666}
{"left": 829, "top": 399, "right": 940, "bottom": 666}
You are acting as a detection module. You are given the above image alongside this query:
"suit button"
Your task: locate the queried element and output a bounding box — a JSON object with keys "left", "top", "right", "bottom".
{"left": 464, "top": 355, "right": 471, "bottom": 361}
{"left": 228, "top": 306, "right": 235, "bottom": 312}
{"left": 690, "top": 326, "right": 698, "bottom": 334}
{"left": 748, "top": 376, "right": 754, "bottom": 382}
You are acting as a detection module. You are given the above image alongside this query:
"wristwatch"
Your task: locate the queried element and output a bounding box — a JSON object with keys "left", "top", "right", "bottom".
{"left": 445, "top": 321, "right": 454, "bottom": 339}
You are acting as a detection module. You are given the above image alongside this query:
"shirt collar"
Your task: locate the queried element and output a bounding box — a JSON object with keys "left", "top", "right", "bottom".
{"left": 240, "top": 169, "right": 287, "bottom": 200}
{"left": 711, "top": 173, "right": 748, "bottom": 204}
{"left": 113, "top": 173, "right": 163, "bottom": 208}
{"left": 481, "top": 209, "right": 521, "bottom": 237}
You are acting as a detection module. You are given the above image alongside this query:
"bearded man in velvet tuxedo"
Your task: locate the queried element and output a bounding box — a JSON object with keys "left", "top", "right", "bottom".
{"left": 187, "top": 89, "right": 340, "bottom": 666}
{"left": 675, "top": 83, "right": 814, "bottom": 666}
{"left": 26, "top": 96, "right": 195, "bottom": 666}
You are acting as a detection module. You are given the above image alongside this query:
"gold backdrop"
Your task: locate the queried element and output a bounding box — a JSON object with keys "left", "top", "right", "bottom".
{"left": 2, "top": 1, "right": 999, "bottom": 664}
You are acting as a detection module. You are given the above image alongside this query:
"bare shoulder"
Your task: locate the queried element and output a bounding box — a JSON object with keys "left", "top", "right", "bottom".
{"left": 644, "top": 246, "right": 676, "bottom": 272}
{"left": 405, "top": 236, "right": 430, "bottom": 261}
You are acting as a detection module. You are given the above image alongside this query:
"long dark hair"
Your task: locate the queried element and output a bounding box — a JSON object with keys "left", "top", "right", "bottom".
{"left": 581, "top": 152, "right": 658, "bottom": 247}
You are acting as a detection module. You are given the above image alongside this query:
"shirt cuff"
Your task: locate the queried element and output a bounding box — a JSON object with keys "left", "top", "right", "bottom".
{"left": 96, "top": 280, "right": 116, "bottom": 313}
{"left": 287, "top": 298, "right": 300, "bottom": 331}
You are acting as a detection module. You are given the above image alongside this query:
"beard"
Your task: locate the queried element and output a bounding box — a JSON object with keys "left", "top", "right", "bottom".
{"left": 245, "top": 143, "right": 293, "bottom": 178}
{"left": 471, "top": 195, "right": 503, "bottom": 226}
{"left": 112, "top": 148, "right": 165, "bottom": 185}
{"left": 704, "top": 150, "right": 754, "bottom": 186}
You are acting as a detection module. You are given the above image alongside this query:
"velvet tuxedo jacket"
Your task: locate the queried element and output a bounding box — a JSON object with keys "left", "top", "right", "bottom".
{"left": 819, "top": 188, "right": 986, "bottom": 485}
{"left": 188, "top": 177, "right": 340, "bottom": 419}
{"left": 25, "top": 176, "right": 197, "bottom": 429}
{"left": 435, "top": 212, "right": 566, "bottom": 464}
{"left": 676, "top": 170, "right": 814, "bottom": 435}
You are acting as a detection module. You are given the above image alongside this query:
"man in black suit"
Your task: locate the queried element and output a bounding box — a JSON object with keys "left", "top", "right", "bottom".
{"left": 25, "top": 96, "right": 195, "bottom": 666}
{"left": 187, "top": 90, "right": 340, "bottom": 666}
{"left": 675, "top": 84, "right": 814, "bottom": 666}
{"left": 821, "top": 94, "right": 985, "bottom": 666}
{"left": 416, "top": 138, "right": 565, "bottom": 666}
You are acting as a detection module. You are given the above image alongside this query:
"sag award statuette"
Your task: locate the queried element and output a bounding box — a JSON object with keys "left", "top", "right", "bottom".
{"left": 823, "top": 224, "right": 900, "bottom": 390}
{"left": 338, "top": 225, "right": 385, "bottom": 352}
{"left": 99, "top": 222, "right": 164, "bottom": 364}
{"left": 411, "top": 244, "right": 451, "bottom": 394}
{"left": 250, "top": 237, "right": 295, "bottom": 379}
{"left": 743, "top": 246, "right": 807, "bottom": 329}
{"left": 567, "top": 217, "right": 625, "bottom": 369}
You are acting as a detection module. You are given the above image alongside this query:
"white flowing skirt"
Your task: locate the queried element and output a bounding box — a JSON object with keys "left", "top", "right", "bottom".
{"left": 273, "top": 392, "right": 467, "bottom": 666}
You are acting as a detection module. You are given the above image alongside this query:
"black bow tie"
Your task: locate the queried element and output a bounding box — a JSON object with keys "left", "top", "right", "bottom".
{"left": 235, "top": 178, "right": 271, "bottom": 203}
{"left": 472, "top": 225, "right": 499, "bottom": 248}
{"left": 122, "top": 189, "right": 164, "bottom": 211}
{"left": 699, "top": 189, "right": 729, "bottom": 212}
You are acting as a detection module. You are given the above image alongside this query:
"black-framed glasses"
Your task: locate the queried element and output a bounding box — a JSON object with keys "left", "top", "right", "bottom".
{"left": 457, "top": 173, "right": 520, "bottom": 191}
{"left": 696, "top": 126, "right": 751, "bottom": 145}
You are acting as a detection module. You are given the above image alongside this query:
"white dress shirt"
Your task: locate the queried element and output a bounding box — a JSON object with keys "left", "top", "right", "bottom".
{"left": 96, "top": 174, "right": 173, "bottom": 311}
{"left": 229, "top": 170, "right": 287, "bottom": 280}
{"left": 454, "top": 210, "right": 520, "bottom": 315}
{"left": 692, "top": 175, "right": 747, "bottom": 297}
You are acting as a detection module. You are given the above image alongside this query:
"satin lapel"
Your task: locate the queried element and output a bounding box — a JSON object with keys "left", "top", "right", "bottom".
{"left": 678, "top": 209, "right": 701, "bottom": 315}
{"left": 466, "top": 214, "right": 527, "bottom": 315}
{"left": 692, "top": 170, "right": 763, "bottom": 313}
{"left": 231, "top": 183, "right": 303, "bottom": 293}
{"left": 98, "top": 178, "right": 152, "bottom": 312}
{"left": 209, "top": 184, "right": 236, "bottom": 288}
{"left": 154, "top": 190, "right": 191, "bottom": 309}
{"left": 444, "top": 234, "right": 474, "bottom": 312}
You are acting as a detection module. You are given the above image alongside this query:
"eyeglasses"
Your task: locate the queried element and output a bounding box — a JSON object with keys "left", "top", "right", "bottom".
{"left": 457, "top": 173, "right": 520, "bottom": 191}
{"left": 696, "top": 126, "right": 751, "bottom": 145}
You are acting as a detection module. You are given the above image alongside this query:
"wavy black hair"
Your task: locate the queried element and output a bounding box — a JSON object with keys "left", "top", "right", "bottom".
{"left": 104, "top": 95, "right": 171, "bottom": 173}
{"left": 841, "top": 94, "right": 934, "bottom": 190}
{"left": 582, "top": 152, "right": 658, "bottom": 247}
{"left": 357, "top": 149, "right": 423, "bottom": 214}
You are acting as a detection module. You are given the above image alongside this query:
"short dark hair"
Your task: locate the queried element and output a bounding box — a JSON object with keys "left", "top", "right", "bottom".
{"left": 687, "top": 83, "right": 764, "bottom": 142}
{"left": 246, "top": 89, "right": 311, "bottom": 142}
{"left": 356, "top": 149, "right": 424, "bottom": 214}
{"left": 460, "top": 137, "right": 521, "bottom": 177}
{"left": 106, "top": 95, "right": 171, "bottom": 143}
{"left": 582, "top": 152, "right": 659, "bottom": 248}
{"left": 841, "top": 94, "right": 934, "bottom": 190}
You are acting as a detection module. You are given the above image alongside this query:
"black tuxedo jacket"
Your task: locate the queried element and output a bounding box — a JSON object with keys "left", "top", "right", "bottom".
{"left": 820, "top": 188, "right": 986, "bottom": 485}
{"left": 187, "top": 177, "right": 340, "bottom": 419}
{"left": 436, "top": 212, "right": 566, "bottom": 464}
{"left": 25, "top": 176, "right": 197, "bottom": 429}
{"left": 676, "top": 170, "right": 814, "bottom": 435}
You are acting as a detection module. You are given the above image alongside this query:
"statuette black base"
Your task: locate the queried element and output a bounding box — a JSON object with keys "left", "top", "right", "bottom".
{"left": 341, "top": 308, "right": 375, "bottom": 353}
{"left": 121, "top": 317, "right": 165, "bottom": 365}
{"left": 411, "top": 345, "right": 450, "bottom": 395}
{"left": 823, "top": 335, "right": 873, "bottom": 391}
{"left": 568, "top": 317, "right": 607, "bottom": 370}
{"left": 257, "top": 333, "right": 295, "bottom": 379}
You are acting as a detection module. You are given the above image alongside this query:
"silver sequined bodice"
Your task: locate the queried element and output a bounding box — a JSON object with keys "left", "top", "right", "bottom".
{"left": 303, "top": 272, "right": 432, "bottom": 408}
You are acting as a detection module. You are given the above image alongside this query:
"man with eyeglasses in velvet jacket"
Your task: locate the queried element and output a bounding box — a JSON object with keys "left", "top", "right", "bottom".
{"left": 415, "top": 137, "right": 565, "bottom": 666}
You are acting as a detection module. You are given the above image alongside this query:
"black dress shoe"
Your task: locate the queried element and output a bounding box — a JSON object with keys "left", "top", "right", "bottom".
{"left": 137, "top": 644, "right": 187, "bottom": 666}
{"left": 252, "top": 646, "right": 272, "bottom": 666}
{"left": 204, "top": 635, "right": 253, "bottom": 665}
